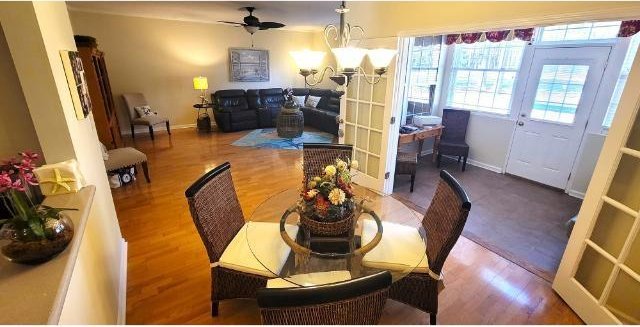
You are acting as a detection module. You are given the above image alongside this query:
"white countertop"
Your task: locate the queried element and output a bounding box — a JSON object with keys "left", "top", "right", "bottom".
{"left": 0, "top": 186, "right": 95, "bottom": 324}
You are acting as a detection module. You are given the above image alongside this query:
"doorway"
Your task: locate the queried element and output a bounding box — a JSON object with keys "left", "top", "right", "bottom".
{"left": 506, "top": 46, "right": 611, "bottom": 189}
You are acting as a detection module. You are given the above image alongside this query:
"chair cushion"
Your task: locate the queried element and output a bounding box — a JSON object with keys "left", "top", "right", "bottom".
{"left": 361, "top": 219, "right": 429, "bottom": 274}
{"left": 132, "top": 114, "right": 169, "bottom": 126}
{"left": 266, "top": 270, "right": 352, "bottom": 288}
{"left": 104, "top": 147, "right": 147, "bottom": 171}
{"left": 438, "top": 141, "right": 470, "bottom": 156}
{"left": 218, "top": 222, "right": 298, "bottom": 278}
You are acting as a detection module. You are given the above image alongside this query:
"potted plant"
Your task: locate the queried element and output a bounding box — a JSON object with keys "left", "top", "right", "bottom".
{"left": 298, "top": 158, "right": 360, "bottom": 236}
{"left": 283, "top": 87, "right": 298, "bottom": 111}
{"left": 0, "top": 151, "right": 75, "bottom": 264}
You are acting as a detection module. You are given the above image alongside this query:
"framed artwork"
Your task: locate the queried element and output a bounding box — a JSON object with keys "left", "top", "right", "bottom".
{"left": 60, "top": 50, "right": 92, "bottom": 119}
{"left": 229, "top": 48, "right": 269, "bottom": 82}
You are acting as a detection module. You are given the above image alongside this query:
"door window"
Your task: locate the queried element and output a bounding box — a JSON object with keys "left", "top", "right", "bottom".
{"left": 530, "top": 64, "right": 589, "bottom": 124}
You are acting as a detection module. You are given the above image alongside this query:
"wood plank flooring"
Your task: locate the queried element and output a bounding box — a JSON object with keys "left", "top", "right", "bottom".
{"left": 111, "top": 128, "right": 583, "bottom": 324}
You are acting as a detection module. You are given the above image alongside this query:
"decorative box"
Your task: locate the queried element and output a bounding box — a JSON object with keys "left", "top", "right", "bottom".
{"left": 33, "top": 159, "right": 86, "bottom": 196}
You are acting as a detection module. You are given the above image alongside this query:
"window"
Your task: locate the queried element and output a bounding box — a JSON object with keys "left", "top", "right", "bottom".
{"left": 538, "top": 21, "right": 621, "bottom": 43}
{"left": 603, "top": 33, "right": 640, "bottom": 129}
{"left": 405, "top": 36, "right": 442, "bottom": 124}
{"left": 446, "top": 40, "right": 526, "bottom": 115}
{"left": 531, "top": 65, "right": 589, "bottom": 124}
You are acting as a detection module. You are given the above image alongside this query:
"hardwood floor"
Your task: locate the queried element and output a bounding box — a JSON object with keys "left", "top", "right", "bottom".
{"left": 112, "top": 128, "right": 582, "bottom": 324}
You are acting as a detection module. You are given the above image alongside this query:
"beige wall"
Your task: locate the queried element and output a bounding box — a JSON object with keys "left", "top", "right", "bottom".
{"left": 68, "top": 10, "right": 315, "bottom": 133}
{"left": 348, "top": 2, "right": 640, "bottom": 38}
{"left": 0, "top": 2, "right": 124, "bottom": 323}
{"left": 0, "top": 24, "right": 41, "bottom": 159}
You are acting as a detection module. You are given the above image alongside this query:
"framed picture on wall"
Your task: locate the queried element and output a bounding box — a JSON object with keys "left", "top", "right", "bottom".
{"left": 229, "top": 48, "right": 269, "bottom": 82}
{"left": 60, "top": 50, "right": 92, "bottom": 120}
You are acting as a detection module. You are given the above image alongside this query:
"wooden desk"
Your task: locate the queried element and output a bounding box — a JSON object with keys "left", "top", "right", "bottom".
{"left": 398, "top": 125, "right": 444, "bottom": 163}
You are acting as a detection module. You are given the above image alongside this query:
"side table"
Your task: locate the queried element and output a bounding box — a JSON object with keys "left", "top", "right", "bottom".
{"left": 193, "top": 103, "right": 214, "bottom": 133}
{"left": 277, "top": 108, "right": 304, "bottom": 138}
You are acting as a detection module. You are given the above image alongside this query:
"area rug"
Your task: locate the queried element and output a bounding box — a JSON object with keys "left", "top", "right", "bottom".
{"left": 392, "top": 156, "right": 582, "bottom": 282}
{"left": 232, "top": 128, "right": 334, "bottom": 150}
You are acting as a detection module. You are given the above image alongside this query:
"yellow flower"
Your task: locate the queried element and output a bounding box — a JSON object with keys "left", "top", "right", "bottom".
{"left": 336, "top": 160, "right": 348, "bottom": 172}
{"left": 308, "top": 181, "right": 317, "bottom": 188}
{"left": 350, "top": 160, "right": 359, "bottom": 170}
{"left": 306, "top": 189, "right": 319, "bottom": 198}
{"left": 324, "top": 165, "right": 337, "bottom": 176}
{"left": 313, "top": 176, "right": 322, "bottom": 182}
{"left": 328, "top": 188, "right": 346, "bottom": 205}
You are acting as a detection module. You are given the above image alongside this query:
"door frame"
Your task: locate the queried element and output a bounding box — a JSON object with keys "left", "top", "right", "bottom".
{"left": 504, "top": 44, "right": 613, "bottom": 191}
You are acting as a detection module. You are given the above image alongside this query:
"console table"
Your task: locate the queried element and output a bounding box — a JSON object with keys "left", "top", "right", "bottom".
{"left": 398, "top": 125, "right": 443, "bottom": 162}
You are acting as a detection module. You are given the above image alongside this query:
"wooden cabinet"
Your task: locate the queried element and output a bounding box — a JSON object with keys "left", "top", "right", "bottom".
{"left": 74, "top": 35, "right": 122, "bottom": 149}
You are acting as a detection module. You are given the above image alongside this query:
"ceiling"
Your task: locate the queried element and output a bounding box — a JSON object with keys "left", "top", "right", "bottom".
{"left": 66, "top": 1, "right": 341, "bottom": 32}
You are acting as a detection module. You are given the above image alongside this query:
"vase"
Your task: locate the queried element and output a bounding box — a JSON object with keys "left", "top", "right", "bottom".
{"left": 0, "top": 215, "right": 74, "bottom": 264}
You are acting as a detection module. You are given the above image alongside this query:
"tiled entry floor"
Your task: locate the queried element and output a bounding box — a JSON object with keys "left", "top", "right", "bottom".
{"left": 393, "top": 155, "right": 582, "bottom": 282}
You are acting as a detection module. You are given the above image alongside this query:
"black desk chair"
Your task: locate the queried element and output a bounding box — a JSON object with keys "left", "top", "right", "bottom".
{"left": 437, "top": 109, "right": 470, "bottom": 171}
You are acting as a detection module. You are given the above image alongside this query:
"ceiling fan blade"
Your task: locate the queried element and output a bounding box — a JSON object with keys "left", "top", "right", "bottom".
{"left": 218, "top": 21, "right": 244, "bottom": 26}
{"left": 259, "top": 22, "right": 285, "bottom": 29}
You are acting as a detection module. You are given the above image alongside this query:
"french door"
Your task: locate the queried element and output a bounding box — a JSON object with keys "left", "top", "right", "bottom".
{"left": 339, "top": 37, "right": 403, "bottom": 194}
{"left": 506, "top": 47, "right": 610, "bottom": 189}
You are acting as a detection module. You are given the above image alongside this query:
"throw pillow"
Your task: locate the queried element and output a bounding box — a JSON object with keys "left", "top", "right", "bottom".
{"left": 134, "top": 105, "right": 156, "bottom": 118}
{"left": 305, "top": 96, "right": 321, "bottom": 108}
{"left": 293, "top": 95, "right": 306, "bottom": 107}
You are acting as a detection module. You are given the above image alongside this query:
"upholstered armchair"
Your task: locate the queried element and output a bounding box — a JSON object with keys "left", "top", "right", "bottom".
{"left": 122, "top": 93, "right": 171, "bottom": 140}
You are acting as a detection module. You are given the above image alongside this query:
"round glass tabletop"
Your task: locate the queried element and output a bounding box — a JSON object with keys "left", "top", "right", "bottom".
{"left": 246, "top": 185, "right": 426, "bottom": 287}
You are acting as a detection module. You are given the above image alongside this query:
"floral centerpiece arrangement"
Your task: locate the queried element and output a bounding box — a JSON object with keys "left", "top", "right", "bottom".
{"left": 0, "top": 151, "right": 75, "bottom": 264}
{"left": 298, "top": 158, "right": 360, "bottom": 235}
{"left": 283, "top": 87, "right": 298, "bottom": 110}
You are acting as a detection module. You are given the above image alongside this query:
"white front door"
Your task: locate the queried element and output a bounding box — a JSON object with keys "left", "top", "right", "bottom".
{"left": 506, "top": 47, "right": 610, "bottom": 189}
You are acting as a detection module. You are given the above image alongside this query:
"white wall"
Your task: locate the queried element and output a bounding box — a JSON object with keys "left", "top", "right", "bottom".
{"left": 0, "top": 24, "right": 41, "bottom": 159}
{"left": 0, "top": 2, "right": 125, "bottom": 324}
{"left": 68, "top": 10, "right": 314, "bottom": 132}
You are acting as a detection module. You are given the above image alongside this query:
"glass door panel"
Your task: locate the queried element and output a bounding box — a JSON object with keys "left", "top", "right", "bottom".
{"left": 589, "top": 202, "right": 635, "bottom": 257}
{"left": 625, "top": 233, "right": 640, "bottom": 274}
{"left": 574, "top": 245, "right": 615, "bottom": 299}
{"left": 605, "top": 270, "right": 640, "bottom": 324}
{"left": 530, "top": 64, "right": 589, "bottom": 124}
{"left": 626, "top": 113, "right": 640, "bottom": 151}
{"left": 606, "top": 154, "right": 640, "bottom": 211}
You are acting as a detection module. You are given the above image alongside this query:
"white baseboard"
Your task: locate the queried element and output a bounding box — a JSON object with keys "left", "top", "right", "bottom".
{"left": 117, "top": 238, "right": 128, "bottom": 325}
{"left": 566, "top": 189, "right": 586, "bottom": 199}
{"left": 121, "top": 123, "right": 196, "bottom": 136}
{"left": 466, "top": 158, "right": 504, "bottom": 173}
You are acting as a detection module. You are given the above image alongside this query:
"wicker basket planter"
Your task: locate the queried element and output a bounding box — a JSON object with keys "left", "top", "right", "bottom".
{"left": 300, "top": 210, "right": 355, "bottom": 236}
{"left": 277, "top": 108, "right": 304, "bottom": 139}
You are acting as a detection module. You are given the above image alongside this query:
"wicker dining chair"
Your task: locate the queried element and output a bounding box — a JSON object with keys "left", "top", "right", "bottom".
{"left": 302, "top": 143, "right": 353, "bottom": 184}
{"left": 257, "top": 271, "right": 392, "bottom": 325}
{"left": 389, "top": 170, "right": 471, "bottom": 324}
{"left": 185, "top": 162, "right": 293, "bottom": 316}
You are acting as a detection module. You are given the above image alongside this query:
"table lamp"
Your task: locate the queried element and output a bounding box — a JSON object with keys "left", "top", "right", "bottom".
{"left": 193, "top": 76, "right": 209, "bottom": 105}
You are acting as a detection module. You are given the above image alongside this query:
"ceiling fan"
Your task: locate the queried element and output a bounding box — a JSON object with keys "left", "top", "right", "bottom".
{"left": 218, "top": 7, "right": 285, "bottom": 35}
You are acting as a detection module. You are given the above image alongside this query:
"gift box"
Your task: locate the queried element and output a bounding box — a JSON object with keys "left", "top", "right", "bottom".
{"left": 33, "top": 159, "right": 86, "bottom": 196}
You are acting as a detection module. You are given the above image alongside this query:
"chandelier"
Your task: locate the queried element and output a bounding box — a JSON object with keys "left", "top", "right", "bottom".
{"left": 290, "top": 1, "right": 397, "bottom": 87}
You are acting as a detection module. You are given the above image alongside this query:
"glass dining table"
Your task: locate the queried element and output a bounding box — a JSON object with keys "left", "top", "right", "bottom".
{"left": 246, "top": 185, "right": 427, "bottom": 287}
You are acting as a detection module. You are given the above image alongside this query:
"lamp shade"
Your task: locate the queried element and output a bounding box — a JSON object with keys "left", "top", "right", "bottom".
{"left": 290, "top": 50, "right": 326, "bottom": 70}
{"left": 367, "top": 48, "right": 397, "bottom": 69}
{"left": 193, "top": 76, "right": 208, "bottom": 90}
{"left": 332, "top": 47, "right": 367, "bottom": 70}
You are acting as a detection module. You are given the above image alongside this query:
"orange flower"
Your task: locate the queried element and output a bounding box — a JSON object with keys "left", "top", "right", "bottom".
{"left": 315, "top": 195, "right": 329, "bottom": 216}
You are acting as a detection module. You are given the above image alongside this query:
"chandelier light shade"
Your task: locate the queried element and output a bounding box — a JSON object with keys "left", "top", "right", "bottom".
{"left": 292, "top": 1, "right": 396, "bottom": 86}
{"left": 193, "top": 76, "right": 208, "bottom": 90}
{"left": 367, "top": 48, "right": 398, "bottom": 69}
{"left": 332, "top": 47, "right": 368, "bottom": 70}
{"left": 290, "top": 49, "right": 326, "bottom": 71}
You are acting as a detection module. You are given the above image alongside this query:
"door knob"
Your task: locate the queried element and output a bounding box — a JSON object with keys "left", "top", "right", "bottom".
{"left": 517, "top": 121, "right": 524, "bottom": 126}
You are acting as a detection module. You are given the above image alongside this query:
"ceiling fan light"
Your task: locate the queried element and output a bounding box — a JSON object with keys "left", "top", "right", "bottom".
{"left": 367, "top": 48, "right": 397, "bottom": 69}
{"left": 290, "top": 50, "right": 326, "bottom": 70}
{"left": 332, "top": 47, "right": 367, "bottom": 70}
{"left": 243, "top": 25, "right": 259, "bottom": 34}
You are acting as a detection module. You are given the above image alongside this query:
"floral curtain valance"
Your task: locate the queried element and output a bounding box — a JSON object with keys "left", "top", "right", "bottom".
{"left": 619, "top": 20, "right": 640, "bottom": 37}
{"left": 445, "top": 28, "right": 534, "bottom": 45}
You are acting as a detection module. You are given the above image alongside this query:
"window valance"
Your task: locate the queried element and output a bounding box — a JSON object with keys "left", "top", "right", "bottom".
{"left": 445, "top": 28, "right": 534, "bottom": 45}
{"left": 619, "top": 20, "right": 640, "bottom": 37}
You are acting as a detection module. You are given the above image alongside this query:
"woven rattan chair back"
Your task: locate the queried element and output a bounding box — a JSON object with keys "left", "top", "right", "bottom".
{"left": 257, "top": 271, "right": 391, "bottom": 325}
{"left": 302, "top": 143, "right": 353, "bottom": 183}
{"left": 422, "top": 170, "right": 471, "bottom": 275}
{"left": 185, "top": 162, "right": 245, "bottom": 263}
